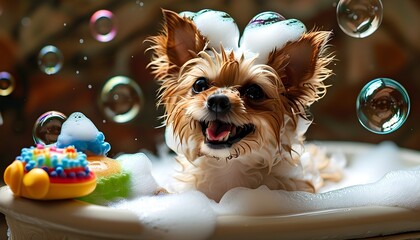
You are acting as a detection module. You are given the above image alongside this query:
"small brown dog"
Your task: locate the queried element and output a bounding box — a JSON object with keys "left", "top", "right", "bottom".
{"left": 148, "top": 9, "right": 337, "bottom": 201}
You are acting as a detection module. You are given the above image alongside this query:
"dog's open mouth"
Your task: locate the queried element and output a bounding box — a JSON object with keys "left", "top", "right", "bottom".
{"left": 200, "top": 120, "right": 254, "bottom": 149}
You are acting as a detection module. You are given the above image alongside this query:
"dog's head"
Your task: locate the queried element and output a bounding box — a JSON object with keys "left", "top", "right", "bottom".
{"left": 148, "top": 9, "right": 333, "bottom": 164}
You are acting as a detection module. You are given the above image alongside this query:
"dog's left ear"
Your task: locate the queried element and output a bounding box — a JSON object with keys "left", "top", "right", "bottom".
{"left": 149, "top": 9, "right": 206, "bottom": 76}
{"left": 267, "top": 31, "right": 333, "bottom": 110}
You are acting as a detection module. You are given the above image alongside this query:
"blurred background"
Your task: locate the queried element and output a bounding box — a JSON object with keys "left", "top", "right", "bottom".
{"left": 0, "top": 0, "right": 419, "bottom": 182}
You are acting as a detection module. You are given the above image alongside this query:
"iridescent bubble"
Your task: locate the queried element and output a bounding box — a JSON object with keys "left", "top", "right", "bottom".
{"left": 246, "top": 11, "right": 286, "bottom": 29}
{"left": 99, "top": 76, "right": 144, "bottom": 123}
{"left": 33, "top": 111, "right": 67, "bottom": 145}
{"left": 336, "top": 0, "right": 383, "bottom": 38}
{"left": 89, "top": 10, "right": 117, "bottom": 43}
{"left": 38, "top": 45, "right": 64, "bottom": 75}
{"left": 0, "top": 71, "right": 15, "bottom": 96}
{"left": 356, "top": 78, "right": 410, "bottom": 134}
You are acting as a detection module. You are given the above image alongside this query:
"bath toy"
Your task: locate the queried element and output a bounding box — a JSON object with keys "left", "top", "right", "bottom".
{"left": 3, "top": 144, "right": 97, "bottom": 200}
{"left": 4, "top": 111, "right": 159, "bottom": 203}
{"left": 53, "top": 111, "right": 153, "bottom": 204}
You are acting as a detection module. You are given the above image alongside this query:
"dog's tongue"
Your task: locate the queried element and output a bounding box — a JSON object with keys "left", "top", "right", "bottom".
{"left": 206, "top": 121, "right": 232, "bottom": 141}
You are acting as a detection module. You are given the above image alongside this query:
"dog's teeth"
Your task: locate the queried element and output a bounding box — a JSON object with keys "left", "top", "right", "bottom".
{"left": 222, "top": 132, "right": 230, "bottom": 142}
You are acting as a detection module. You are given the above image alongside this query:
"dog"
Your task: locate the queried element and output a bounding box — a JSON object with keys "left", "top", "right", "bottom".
{"left": 147, "top": 9, "right": 338, "bottom": 201}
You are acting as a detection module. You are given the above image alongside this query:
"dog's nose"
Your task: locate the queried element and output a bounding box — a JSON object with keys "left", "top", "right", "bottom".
{"left": 207, "top": 94, "right": 231, "bottom": 114}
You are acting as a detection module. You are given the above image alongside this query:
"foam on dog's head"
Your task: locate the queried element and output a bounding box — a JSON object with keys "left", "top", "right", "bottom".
{"left": 183, "top": 9, "right": 240, "bottom": 52}
{"left": 241, "top": 12, "right": 307, "bottom": 63}
{"left": 180, "top": 10, "right": 306, "bottom": 64}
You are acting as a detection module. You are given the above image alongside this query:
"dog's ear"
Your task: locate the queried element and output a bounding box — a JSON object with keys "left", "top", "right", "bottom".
{"left": 267, "top": 31, "right": 333, "bottom": 111}
{"left": 149, "top": 9, "right": 206, "bottom": 76}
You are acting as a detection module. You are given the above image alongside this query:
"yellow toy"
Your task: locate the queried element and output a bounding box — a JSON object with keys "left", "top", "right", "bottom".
{"left": 4, "top": 144, "right": 97, "bottom": 200}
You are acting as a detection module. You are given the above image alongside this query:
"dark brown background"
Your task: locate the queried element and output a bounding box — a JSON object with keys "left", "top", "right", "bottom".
{"left": 0, "top": 0, "right": 419, "bottom": 180}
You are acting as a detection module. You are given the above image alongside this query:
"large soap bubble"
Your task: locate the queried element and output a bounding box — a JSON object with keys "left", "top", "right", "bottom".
{"left": 33, "top": 111, "right": 67, "bottom": 145}
{"left": 336, "top": 0, "right": 383, "bottom": 38}
{"left": 99, "top": 76, "right": 144, "bottom": 123}
{"left": 356, "top": 78, "right": 410, "bottom": 134}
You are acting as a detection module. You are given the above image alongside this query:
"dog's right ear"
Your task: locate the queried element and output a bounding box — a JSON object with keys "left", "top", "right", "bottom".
{"left": 148, "top": 9, "right": 206, "bottom": 76}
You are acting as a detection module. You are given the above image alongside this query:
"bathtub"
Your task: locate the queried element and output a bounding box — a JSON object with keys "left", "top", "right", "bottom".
{"left": 1, "top": 141, "right": 420, "bottom": 239}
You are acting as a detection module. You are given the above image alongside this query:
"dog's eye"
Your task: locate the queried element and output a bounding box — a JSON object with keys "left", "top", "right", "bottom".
{"left": 243, "top": 84, "right": 265, "bottom": 100}
{"left": 192, "top": 77, "right": 209, "bottom": 93}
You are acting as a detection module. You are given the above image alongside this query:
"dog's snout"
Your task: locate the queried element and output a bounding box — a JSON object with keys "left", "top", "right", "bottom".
{"left": 207, "top": 94, "right": 231, "bottom": 114}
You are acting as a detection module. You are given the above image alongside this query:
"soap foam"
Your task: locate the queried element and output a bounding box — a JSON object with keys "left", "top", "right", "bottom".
{"left": 215, "top": 168, "right": 420, "bottom": 215}
{"left": 117, "top": 153, "right": 159, "bottom": 197}
{"left": 320, "top": 141, "right": 406, "bottom": 192}
{"left": 111, "top": 191, "right": 216, "bottom": 240}
{"left": 109, "top": 141, "right": 420, "bottom": 239}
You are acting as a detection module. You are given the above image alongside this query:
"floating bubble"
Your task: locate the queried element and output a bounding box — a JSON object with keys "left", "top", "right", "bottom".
{"left": 356, "top": 78, "right": 410, "bottom": 134}
{"left": 38, "top": 45, "right": 64, "bottom": 75}
{"left": 89, "top": 10, "right": 117, "bottom": 42}
{"left": 99, "top": 76, "right": 144, "bottom": 123}
{"left": 21, "top": 17, "right": 31, "bottom": 27}
{"left": 336, "top": 0, "right": 383, "bottom": 38}
{"left": 0, "top": 71, "right": 15, "bottom": 96}
{"left": 135, "top": 0, "right": 144, "bottom": 7}
{"left": 33, "top": 111, "right": 67, "bottom": 145}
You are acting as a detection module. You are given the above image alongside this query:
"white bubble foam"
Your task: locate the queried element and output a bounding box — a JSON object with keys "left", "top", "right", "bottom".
{"left": 117, "top": 153, "right": 159, "bottom": 197}
{"left": 240, "top": 18, "right": 306, "bottom": 64}
{"left": 193, "top": 10, "right": 239, "bottom": 51}
{"left": 111, "top": 191, "right": 216, "bottom": 240}
{"left": 109, "top": 141, "right": 420, "bottom": 238}
{"left": 320, "top": 141, "right": 406, "bottom": 192}
{"left": 215, "top": 168, "right": 420, "bottom": 215}
{"left": 181, "top": 10, "right": 307, "bottom": 64}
